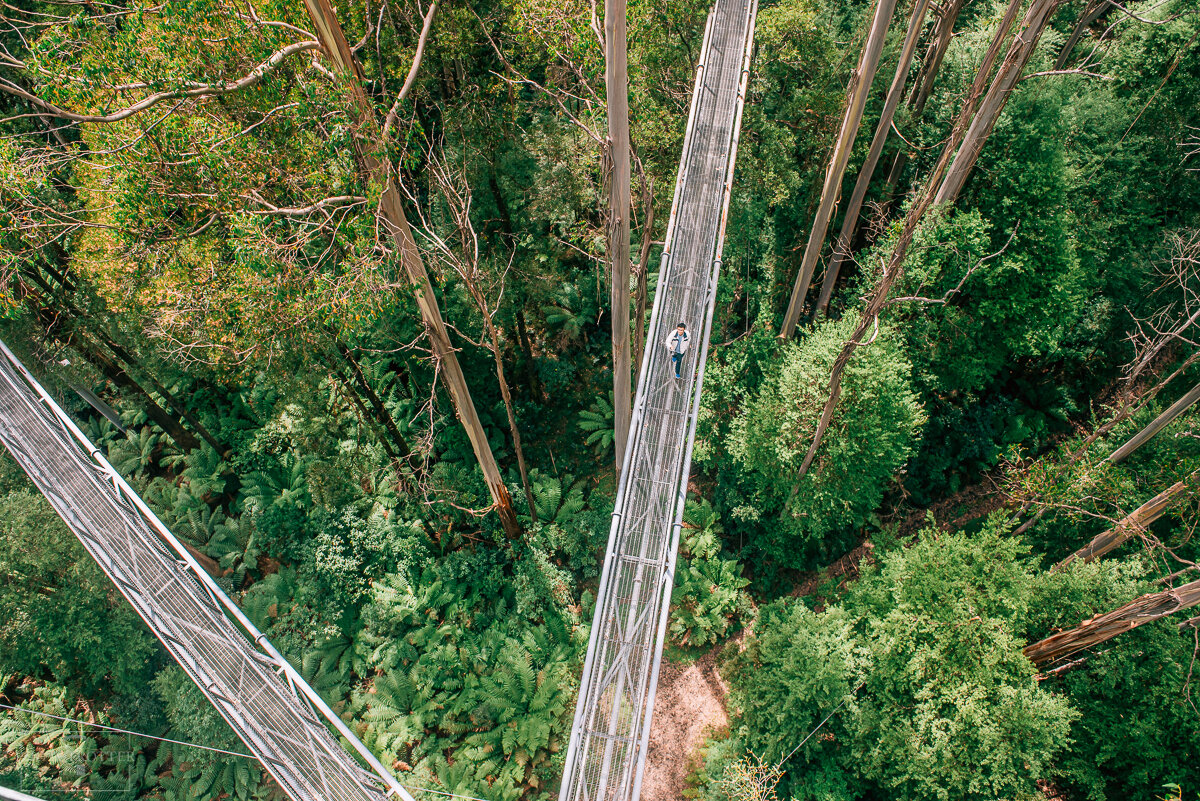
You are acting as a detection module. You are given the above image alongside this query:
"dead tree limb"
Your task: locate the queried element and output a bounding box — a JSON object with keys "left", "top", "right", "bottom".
{"left": 1053, "top": 469, "right": 1200, "bottom": 571}
{"left": 0, "top": 40, "right": 320, "bottom": 124}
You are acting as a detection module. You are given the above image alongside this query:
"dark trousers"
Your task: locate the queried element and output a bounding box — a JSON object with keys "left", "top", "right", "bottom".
{"left": 672, "top": 352, "right": 684, "bottom": 376}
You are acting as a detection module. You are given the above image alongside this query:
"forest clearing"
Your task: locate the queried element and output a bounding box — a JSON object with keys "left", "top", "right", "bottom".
{"left": 1, "top": 0, "right": 1199, "bottom": 800}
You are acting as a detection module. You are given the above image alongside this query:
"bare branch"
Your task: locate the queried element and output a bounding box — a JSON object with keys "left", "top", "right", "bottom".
{"left": 382, "top": 1, "right": 439, "bottom": 141}
{"left": 0, "top": 39, "right": 319, "bottom": 124}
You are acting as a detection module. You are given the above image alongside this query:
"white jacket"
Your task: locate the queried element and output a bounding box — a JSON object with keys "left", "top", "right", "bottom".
{"left": 666, "top": 330, "right": 690, "bottom": 354}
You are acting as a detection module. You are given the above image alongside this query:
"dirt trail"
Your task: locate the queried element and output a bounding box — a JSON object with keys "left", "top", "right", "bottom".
{"left": 641, "top": 647, "right": 730, "bottom": 801}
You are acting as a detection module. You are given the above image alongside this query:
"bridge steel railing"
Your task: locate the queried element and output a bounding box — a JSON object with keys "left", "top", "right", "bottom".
{"left": 558, "top": 0, "right": 757, "bottom": 798}
{"left": 0, "top": 339, "right": 410, "bottom": 801}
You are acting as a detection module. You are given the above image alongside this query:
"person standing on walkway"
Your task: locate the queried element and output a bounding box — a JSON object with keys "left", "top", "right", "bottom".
{"left": 666, "top": 323, "right": 689, "bottom": 379}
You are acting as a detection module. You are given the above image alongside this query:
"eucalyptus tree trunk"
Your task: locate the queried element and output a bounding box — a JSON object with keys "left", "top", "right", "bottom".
{"left": 816, "top": 0, "right": 933, "bottom": 315}
{"left": 15, "top": 279, "right": 200, "bottom": 452}
{"left": 1055, "top": 0, "right": 1112, "bottom": 69}
{"left": 882, "top": 0, "right": 967, "bottom": 200}
{"left": 632, "top": 171, "right": 655, "bottom": 376}
{"left": 1105, "top": 380, "right": 1200, "bottom": 464}
{"left": 935, "top": 0, "right": 1071, "bottom": 205}
{"left": 779, "top": 0, "right": 900, "bottom": 338}
{"left": 302, "top": 0, "right": 522, "bottom": 538}
{"left": 1053, "top": 469, "right": 1200, "bottom": 571}
{"left": 1024, "top": 578, "right": 1200, "bottom": 668}
{"left": 795, "top": 0, "right": 1067, "bottom": 477}
{"left": 606, "top": 0, "right": 633, "bottom": 474}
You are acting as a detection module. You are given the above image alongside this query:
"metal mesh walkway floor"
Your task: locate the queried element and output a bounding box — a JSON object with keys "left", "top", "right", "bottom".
{"left": 0, "top": 341, "right": 409, "bottom": 801}
{"left": 559, "top": 1, "right": 758, "bottom": 799}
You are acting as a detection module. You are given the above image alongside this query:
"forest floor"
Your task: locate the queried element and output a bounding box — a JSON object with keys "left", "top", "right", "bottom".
{"left": 642, "top": 644, "right": 731, "bottom": 801}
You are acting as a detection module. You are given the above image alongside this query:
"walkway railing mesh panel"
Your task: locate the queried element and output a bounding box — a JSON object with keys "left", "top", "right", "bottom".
{"left": 0, "top": 342, "right": 405, "bottom": 801}
{"left": 559, "top": 1, "right": 757, "bottom": 799}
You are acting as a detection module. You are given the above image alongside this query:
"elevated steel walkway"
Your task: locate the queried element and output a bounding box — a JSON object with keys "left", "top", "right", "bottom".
{"left": 0, "top": 340, "right": 410, "bottom": 801}
{"left": 559, "top": 0, "right": 757, "bottom": 799}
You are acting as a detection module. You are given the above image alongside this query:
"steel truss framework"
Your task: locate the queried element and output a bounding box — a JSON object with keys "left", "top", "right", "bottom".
{"left": 559, "top": 0, "right": 757, "bottom": 799}
{"left": 0, "top": 341, "right": 411, "bottom": 801}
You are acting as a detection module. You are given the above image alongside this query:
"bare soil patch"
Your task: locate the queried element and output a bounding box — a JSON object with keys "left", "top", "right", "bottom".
{"left": 641, "top": 647, "right": 730, "bottom": 801}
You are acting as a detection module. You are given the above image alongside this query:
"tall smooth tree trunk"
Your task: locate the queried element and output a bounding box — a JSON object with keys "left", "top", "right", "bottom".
{"left": 1105, "top": 380, "right": 1200, "bottom": 464}
{"left": 779, "top": 0, "right": 900, "bottom": 338}
{"left": 1024, "top": 578, "right": 1200, "bottom": 667}
{"left": 303, "top": 0, "right": 522, "bottom": 539}
{"left": 1054, "top": 469, "right": 1200, "bottom": 571}
{"left": 816, "top": 0, "right": 933, "bottom": 315}
{"left": 606, "top": 0, "right": 633, "bottom": 474}
{"left": 795, "top": 0, "right": 1066, "bottom": 477}
{"left": 1055, "top": 0, "right": 1111, "bottom": 69}
{"left": 935, "top": 0, "right": 1069, "bottom": 205}
{"left": 881, "top": 0, "right": 966, "bottom": 205}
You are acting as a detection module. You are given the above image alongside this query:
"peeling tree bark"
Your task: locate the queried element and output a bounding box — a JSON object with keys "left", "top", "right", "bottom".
{"left": 779, "top": 0, "right": 900, "bottom": 338}
{"left": 816, "top": 0, "right": 933, "bottom": 316}
{"left": 606, "top": 0, "right": 633, "bottom": 475}
{"left": 795, "top": 0, "right": 1067, "bottom": 477}
{"left": 935, "top": 0, "right": 1070, "bottom": 205}
{"left": 881, "top": 0, "right": 966, "bottom": 209}
{"left": 1025, "top": 578, "right": 1200, "bottom": 668}
{"left": 1053, "top": 469, "right": 1200, "bottom": 571}
{"left": 303, "top": 0, "right": 522, "bottom": 539}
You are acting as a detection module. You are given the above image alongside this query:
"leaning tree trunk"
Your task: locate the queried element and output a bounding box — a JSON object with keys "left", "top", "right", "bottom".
{"left": 934, "top": 0, "right": 1071, "bottom": 205}
{"left": 606, "top": 0, "right": 633, "bottom": 475}
{"left": 632, "top": 168, "right": 654, "bottom": 377}
{"left": 795, "top": 0, "right": 1067, "bottom": 477}
{"left": 816, "top": 0, "right": 933, "bottom": 315}
{"left": 881, "top": 0, "right": 966, "bottom": 206}
{"left": 21, "top": 268, "right": 226, "bottom": 453}
{"left": 779, "top": 0, "right": 900, "bottom": 338}
{"left": 1053, "top": 468, "right": 1200, "bottom": 571}
{"left": 1055, "top": 0, "right": 1112, "bottom": 69}
{"left": 1105, "top": 380, "right": 1200, "bottom": 464}
{"left": 303, "top": 0, "right": 522, "bottom": 539}
{"left": 15, "top": 279, "right": 200, "bottom": 451}
{"left": 1024, "top": 578, "right": 1200, "bottom": 668}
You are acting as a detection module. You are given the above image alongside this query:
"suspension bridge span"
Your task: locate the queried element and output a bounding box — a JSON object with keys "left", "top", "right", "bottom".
{"left": 560, "top": 0, "right": 757, "bottom": 799}
{"left": 0, "top": 338, "right": 409, "bottom": 801}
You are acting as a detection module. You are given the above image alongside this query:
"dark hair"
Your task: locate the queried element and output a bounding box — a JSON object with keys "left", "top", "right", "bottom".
{"left": 677, "top": 322, "right": 687, "bottom": 329}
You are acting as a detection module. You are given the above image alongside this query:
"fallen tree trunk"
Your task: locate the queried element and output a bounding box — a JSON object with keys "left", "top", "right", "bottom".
{"left": 779, "top": 0, "right": 900, "bottom": 337}
{"left": 1024, "top": 578, "right": 1200, "bottom": 667}
{"left": 816, "top": 0, "right": 933, "bottom": 315}
{"left": 1053, "top": 468, "right": 1200, "bottom": 571}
